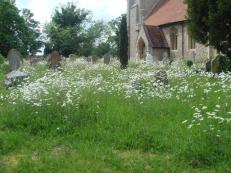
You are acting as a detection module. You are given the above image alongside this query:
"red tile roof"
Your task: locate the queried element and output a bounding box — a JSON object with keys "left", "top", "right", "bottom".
{"left": 144, "top": 25, "right": 169, "bottom": 48}
{"left": 144, "top": 0, "right": 187, "bottom": 26}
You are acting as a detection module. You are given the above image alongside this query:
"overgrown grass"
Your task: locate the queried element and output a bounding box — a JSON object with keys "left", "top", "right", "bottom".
{"left": 0, "top": 60, "right": 230, "bottom": 172}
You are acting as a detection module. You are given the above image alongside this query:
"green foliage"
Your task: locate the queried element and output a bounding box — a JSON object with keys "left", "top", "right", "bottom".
{"left": 187, "top": 0, "right": 231, "bottom": 59}
{"left": 107, "top": 15, "right": 123, "bottom": 57}
{"left": 217, "top": 54, "right": 231, "bottom": 72}
{"left": 92, "top": 42, "right": 110, "bottom": 58}
{"left": 22, "top": 9, "right": 43, "bottom": 54}
{"left": 119, "top": 14, "right": 128, "bottom": 69}
{"left": 0, "top": 61, "right": 231, "bottom": 172}
{"left": 186, "top": 60, "right": 194, "bottom": 68}
{"left": 0, "top": 53, "right": 4, "bottom": 64}
{"left": 45, "top": 2, "right": 89, "bottom": 57}
{"left": 0, "top": 0, "right": 42, "bottom": 56}
{"left": 79, "top": 21, "right": 108, "bottom": 57}
{"left": 206, "top": 60, "right": 212, "bottom": 72}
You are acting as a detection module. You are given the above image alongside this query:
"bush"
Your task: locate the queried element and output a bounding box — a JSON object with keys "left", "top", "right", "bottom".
{"left": 0, "top": 53, "right": 5, "bottom": 64}
{"left": 186, "top": 60, "right": 193, "bottom": 68}
{"left": 218, "top": 55, "right": 231, "bottom": 72}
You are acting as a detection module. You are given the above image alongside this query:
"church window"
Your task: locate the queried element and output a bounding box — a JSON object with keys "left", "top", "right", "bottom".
{"left": 170, "top": 28, "right": 178, "bottom": 50}
{"left": 188, "top": 33, "right": 196, "bottom": 49}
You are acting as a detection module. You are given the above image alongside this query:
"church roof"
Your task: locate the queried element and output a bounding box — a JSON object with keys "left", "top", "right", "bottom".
{"left": 144, "top": 25, "right": 169, "bottom": 48}
{"left": 144, "top": 0, "right": 187, "bottom": 26}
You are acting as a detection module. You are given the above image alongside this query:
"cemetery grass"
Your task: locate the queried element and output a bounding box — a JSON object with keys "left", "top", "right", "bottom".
{"left": 0, "top": 60, "right": 231, "bottom": 172}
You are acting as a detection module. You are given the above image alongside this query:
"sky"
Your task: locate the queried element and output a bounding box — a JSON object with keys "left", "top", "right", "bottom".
{"left": 16, "top": 0, "right": 127, "bottom": 25}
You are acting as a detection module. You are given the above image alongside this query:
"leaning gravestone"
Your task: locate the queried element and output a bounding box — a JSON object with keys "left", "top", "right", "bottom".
{"left": 5, "top": 49, "right": 29, "bottom": 87}
{"left": 48, "top": 51, "right": 61, "bottom": 69}
{"left": 103, "top": 53, "right": 111, "bottom": 65}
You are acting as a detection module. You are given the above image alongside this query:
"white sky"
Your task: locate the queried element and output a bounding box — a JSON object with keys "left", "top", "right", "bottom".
{"left": 16, "top": 0, "right": 127, "bottom": 25}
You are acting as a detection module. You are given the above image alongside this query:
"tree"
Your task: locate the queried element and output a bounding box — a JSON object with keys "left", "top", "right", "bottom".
{"left": 0, "top": 0, "right": 26, "bottom": 56}
{"left": 92, "top": 42, "right": 110, "bottom": 57}
{"left": 79, "top": 21, "right": 107, "bottom": 57}
{"left": 0, "top": 0, "right": 42, "bottom": 56}
{"left": 187, "top": 0, "right": 231, "bottom": 58}
{"left": 45, "top": 2, "right": 89, "bottom": 57}
{"left": 22, "top": 9, "right": 43, "bottom": 54}
{"left": 108, "top": 15, "right": 122, "bottom": 57}
{"left": 118, "top": 14, "right": 128, "bottom": 69}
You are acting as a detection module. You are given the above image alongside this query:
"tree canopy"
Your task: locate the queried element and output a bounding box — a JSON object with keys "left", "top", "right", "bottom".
{"left": 187, "top": 0, "right": 231, "bottom": 58}
{"left": 0, "top": 0, "right": 42, "bottom": 56}
{"left": 44, "top": 2, "right": 90, "bottom": 57}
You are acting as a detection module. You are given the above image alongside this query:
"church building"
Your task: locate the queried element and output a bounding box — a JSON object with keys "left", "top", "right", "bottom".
{"left": 127, "top": 0, "right": 216, "bottom": 62}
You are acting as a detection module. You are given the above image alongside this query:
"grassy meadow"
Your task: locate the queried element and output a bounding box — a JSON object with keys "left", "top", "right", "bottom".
{"left": 0, "top": 59, "right": 231, "bottom": 173}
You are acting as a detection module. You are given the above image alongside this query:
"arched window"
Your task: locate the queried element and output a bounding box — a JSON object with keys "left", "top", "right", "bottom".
{"left": 188, "top": 33, "right": 196, "bottom": 49}
{"left": 170, "top": 28, "right": 178, "bottom": 50}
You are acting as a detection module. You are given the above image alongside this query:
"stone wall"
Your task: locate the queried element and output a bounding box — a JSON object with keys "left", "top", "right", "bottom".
{"left": 129, "top": 3, "right": 140, "bottom": 59}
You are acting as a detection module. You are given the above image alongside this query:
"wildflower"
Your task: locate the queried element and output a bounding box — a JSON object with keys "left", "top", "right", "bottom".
{"left": 182, "top": 120, "right": 188, "bottom": 124}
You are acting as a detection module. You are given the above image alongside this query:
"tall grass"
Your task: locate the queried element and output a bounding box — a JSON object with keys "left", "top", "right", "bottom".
{"left": 0, "top": 59, "right": 230, "bottom": 172}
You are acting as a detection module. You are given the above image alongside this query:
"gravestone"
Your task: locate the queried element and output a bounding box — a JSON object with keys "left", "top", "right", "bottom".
{"left": 48, "top": 51, "right": 61, "bottom": 69}
{"left": 5, "top": 49, "right": 29, "bottom": 87}
{"left": 146, "top": 52, "right": 153, "bottom": 65}
{"left": 211, "top": 56, "right": 221, "bottom": 74}
{"left": 155, "top": 70, "right": 168, "bottom": 85}
{"left": 5, "top": 70, "right": 29, "bottom": 87}
{"left": 103, "top": 53, "right": 111, "bottom": 65}
{"left": 7, "top": 49, "right": 21, "bottom": 71}
{"left": 92, "top": 56, "right": 98, "bottom": 64}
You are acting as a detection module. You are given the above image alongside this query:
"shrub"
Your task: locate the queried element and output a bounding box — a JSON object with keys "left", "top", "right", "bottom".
{"left": 186, "top": 60, "right": 193, "bottom": 68}
{"left": 218, "top": 55, "right": 231, "bottom": 72}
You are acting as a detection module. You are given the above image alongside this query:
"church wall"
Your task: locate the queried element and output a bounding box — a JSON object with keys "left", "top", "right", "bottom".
{"left": 161, "top": 23, "right": 184, "bottom": 59}
{"left": 183, "top": 25, "right": 209, "bottom": 62}
{"left": 129, "top": 4, "right": 140, "bottom": 59}
{"left": 152, "top": 48, "right": 169, "bottom": 61}
{"left": 161, "top": 23, "right": 210, "bottom": 62}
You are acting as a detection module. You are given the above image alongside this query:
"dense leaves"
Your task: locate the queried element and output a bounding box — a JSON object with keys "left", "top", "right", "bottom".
{"left": 44, "top": 2, "right": 89, "bottom": 57}
{"left": 0, "top": 0, "right": 42, "bottom": 56}
{"left": 187, "top": 0, "right": 231, "bottom": 59}
{"left": 119, "top": 14, "right": 128, "bottom": 69}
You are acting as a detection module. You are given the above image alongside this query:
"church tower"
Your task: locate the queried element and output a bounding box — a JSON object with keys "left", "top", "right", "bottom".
{"left": 127, "top": 0, "right": 161, "bottom": 58}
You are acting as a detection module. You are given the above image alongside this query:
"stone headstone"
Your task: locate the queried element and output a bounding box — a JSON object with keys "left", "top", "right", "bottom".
{"left": 103, "top": 53, "right": 111, "bottom": 65}
{"left": 146, "top": 52, "right": 153, "bottom": 65}
{"left": 155, "top": 70, "right": 168, "bottom": 85}
{"left": 7, "top": 49, "right": 21, "bottom": 71}
{"left": 92, "top": 56, "right": 98, "bottom": 64}
{"left": 211, "top": 56, "right": 221, "bottom": 74}
{"left": 192, "top": 51, "right": 196, "bottom": 62}
{"left": 48, "top": 51, "right": 61, "bottom": 69}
